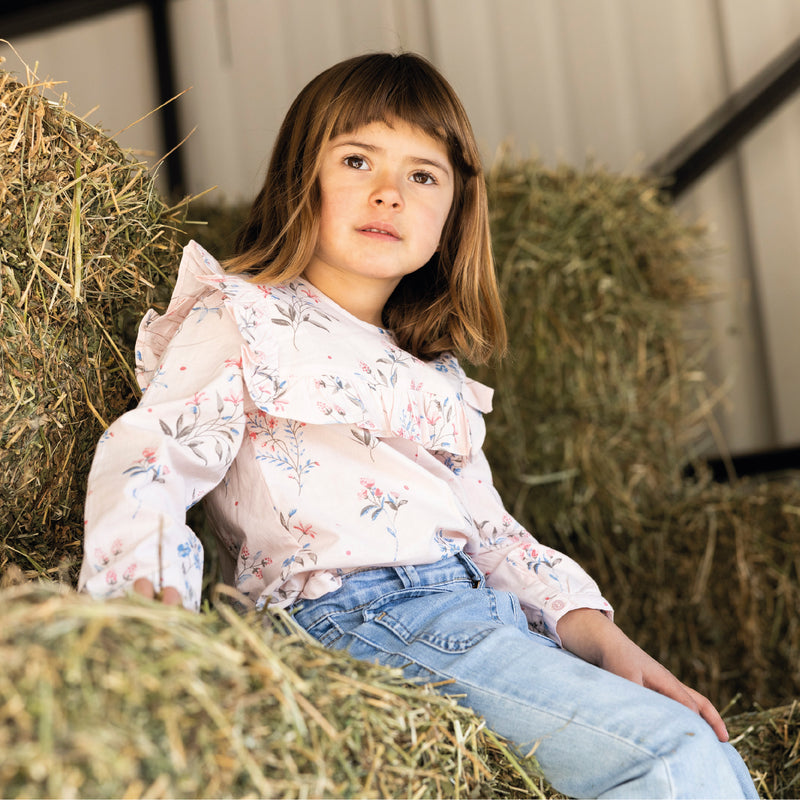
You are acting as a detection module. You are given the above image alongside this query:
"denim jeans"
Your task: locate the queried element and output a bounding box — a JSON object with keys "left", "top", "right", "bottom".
{"left": 290, "top": 552, "right": 758, "bottom": 799}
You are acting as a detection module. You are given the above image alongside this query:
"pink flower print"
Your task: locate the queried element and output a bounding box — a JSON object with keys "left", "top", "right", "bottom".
{"left": 359, "top": 361, "right": 372, "bottom": 374}
{"left": 224, "top": 357, "right": 243, "bottom": 369}
{"left": 393, "top": 426, "right": 411, "bottom": 440}
{"left": 317, "top": 401, "right": 333, "bottom": 416}
{"left": 300, "top": 287, "right": 319, "bottom": 302}
{"left": 142, "top": 448, "right": 157, "bottom": 464}
{"left": 111, "top": 538, "right": 123, "bottom": 556}
{"left": 502, "top": 514, "right": 513, "bottom": 527}
{"left": 241, "top": 544, "right": 250, "bottom": 560}
{"left": 551, "top": 599, "right": 565, "bottom": 611}
{"left": 186, "top": 391, "right": 208, "bottom": 414}
{"left": 254, "top": 567, "right": 263, "bottom": 579}
{"left": 106, "top": 570, "right": 117, "bottom": 585}
{"left": 123, "top": 563, "right": 137, "bottom": 581}
{"left": 410, "top": 380, "right": 423, "bottom": 391}
{"left": 223, "top": 392, "right": 243, "bottom": 408}
{"left": 94, "top": 548, "right": 109, "bottom": 566}
{"left": 359, "top": 480, "right": 407, "bottom": 559}
{"left": 294, "top": 522, "right": 317, "bottom": 539}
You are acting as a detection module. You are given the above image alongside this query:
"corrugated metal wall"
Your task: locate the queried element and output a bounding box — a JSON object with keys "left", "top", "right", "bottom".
{"left": 4, "top": 0, "right": 800, "bottom": 456}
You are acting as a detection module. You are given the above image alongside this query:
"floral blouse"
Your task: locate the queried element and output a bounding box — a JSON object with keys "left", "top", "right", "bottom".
{"left": 78, "top": 241, "right": 612, "bottom": 640}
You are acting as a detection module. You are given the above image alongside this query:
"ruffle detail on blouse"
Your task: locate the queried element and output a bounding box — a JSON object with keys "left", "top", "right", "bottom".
{"left": 137, "top": 240, "right": 493, "bottom": 457}
{"left": 135, "top": 241, "right": 228, "bottom": 391}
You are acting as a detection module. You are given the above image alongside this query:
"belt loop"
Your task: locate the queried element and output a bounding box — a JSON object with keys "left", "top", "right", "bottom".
{"left": 398, "top": 565, "right": 420, "bottom": 587}
{"left": 456, "top": 550, "right": 485, "bottom": 588}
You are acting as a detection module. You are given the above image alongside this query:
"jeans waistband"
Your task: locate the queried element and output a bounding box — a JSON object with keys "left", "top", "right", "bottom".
{"left": 338, "top": 550, "right": 484, "bottom": 590}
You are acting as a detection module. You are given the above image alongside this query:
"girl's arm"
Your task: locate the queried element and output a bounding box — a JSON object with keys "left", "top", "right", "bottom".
{"left": 458, "top": 447, "right": 612, "bottom": 637}
{"left": 458, "top": 442, "right": 728, "bottom": 742}
{"left": 78, "top": 304, "right": 247, "bottom": 610}
{"left": 557, "top": 608, "right": 729, "bottom": 742}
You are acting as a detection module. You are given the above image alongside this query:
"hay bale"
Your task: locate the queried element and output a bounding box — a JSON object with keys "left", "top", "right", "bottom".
{"left": 476, "top": 156, "right": 712, "bottom": 546}
{"left": 5, "top": 580, "right": 796, "bottom": 798}
{"left": 617, "top": 474, "right": 800, "bottom": 711}
{"left": 0, "top": 582, "right": 553, "bottom": 799}
{"left": 0, "top": 69, "right": 183, "bottom": 583}
{"left": 729, "top": 701, "right": 800, "bottom": 799}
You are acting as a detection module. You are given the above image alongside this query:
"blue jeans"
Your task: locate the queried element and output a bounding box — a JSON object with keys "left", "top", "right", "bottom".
{"left": 291, "top": 552, "right": 758, "bottom": 799}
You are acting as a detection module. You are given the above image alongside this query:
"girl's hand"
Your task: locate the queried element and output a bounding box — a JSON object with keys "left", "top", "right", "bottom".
{"left": 133, "top": 577, "right": 182, "bottom": 606}
{"left": 556, "top": 608, "right": 729, "bottom": 743}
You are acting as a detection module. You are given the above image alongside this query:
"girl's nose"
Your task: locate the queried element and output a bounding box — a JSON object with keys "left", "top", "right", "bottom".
{"left": 370, "top": 173, "right": 403, "bottom": 209}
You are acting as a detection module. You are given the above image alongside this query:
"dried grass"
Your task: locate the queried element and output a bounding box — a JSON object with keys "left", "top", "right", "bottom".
{"left": 729, "top": 702, "right": 800, "bottom": 799}
{"left": 477, "top": 156, "right": 712, "bottom": 539}
{"left": 0, "top": 582, "right": 553, "bottom": 799}
{"left": 0, "top": 68, "right": 183, "bottom": 582}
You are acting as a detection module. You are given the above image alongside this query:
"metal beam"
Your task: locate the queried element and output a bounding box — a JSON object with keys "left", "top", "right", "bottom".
{"left": 651, "top": 35, "right": 800, "bottom": 199}
{"left": 0, "top": 0, "right": 141, "bottom": 38}
{"left": 146, "top": 0, "right": 184, "bottom": 196}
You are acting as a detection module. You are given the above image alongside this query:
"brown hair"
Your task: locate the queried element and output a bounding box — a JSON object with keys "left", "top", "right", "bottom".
{"left": 225, "top": 52, "right": 506, "bottom": 363}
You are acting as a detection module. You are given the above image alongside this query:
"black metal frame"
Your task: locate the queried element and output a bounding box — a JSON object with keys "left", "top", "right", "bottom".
{"left": 650, "top": 35, "right": 800, "bottom": 199}
{"left": 1, "top": 0, "right": 185, "bottom": 195}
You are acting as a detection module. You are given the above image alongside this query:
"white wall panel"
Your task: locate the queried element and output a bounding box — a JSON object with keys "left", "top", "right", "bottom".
{"left": 620, "top": 0, "right": 729, "bottom": 159}
{"left": 739, "top": 101, "right": 800, "bottom": 446}
{"left": 677, "top": 166, "right": 777, "bottom": 456}
{"left": 716, "top": 0, "right": 800, "bottom": 447}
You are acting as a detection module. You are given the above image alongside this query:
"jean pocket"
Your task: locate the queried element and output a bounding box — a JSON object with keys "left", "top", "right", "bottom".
{"left": 291, "top": 603, "right": 348, "bottom": 648}
{"left": 364, "top": 585, "right": 514, "bottom": 654}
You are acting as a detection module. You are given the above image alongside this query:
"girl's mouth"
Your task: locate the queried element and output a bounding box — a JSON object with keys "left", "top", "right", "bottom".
{"left": 358, "top": 223, "right": 401, "bottom": 240}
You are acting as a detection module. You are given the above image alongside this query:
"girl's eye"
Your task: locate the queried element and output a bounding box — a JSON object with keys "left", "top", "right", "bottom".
{"left": 344, "top": 155, "right": 368, "bottom": 170}
{"left": 410, "top": 170, "right": 437, "bottom": 185}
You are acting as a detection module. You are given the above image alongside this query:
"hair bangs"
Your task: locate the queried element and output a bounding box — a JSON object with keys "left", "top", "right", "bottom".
{"left": 328, "top": 55, "right": 479, "bottom": 179}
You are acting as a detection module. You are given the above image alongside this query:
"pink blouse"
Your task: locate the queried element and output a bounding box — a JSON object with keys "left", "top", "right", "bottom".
{"left": 78, "top": 241, "right": 612, "bottom": 640}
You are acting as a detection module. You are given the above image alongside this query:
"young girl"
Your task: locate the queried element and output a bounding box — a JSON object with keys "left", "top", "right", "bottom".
{"left": 79, "top": 52, "right": 758, "bottom": 799}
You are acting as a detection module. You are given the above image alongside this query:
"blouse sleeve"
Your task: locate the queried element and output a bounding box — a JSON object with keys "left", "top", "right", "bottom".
{"left": 77, "top": 302, "right": 247, "bottom": 610}
{"left": 460, "top": 446, "right": 613, "bottom": 643}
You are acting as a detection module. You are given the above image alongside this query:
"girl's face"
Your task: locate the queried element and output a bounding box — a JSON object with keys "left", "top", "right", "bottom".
{"left": 303, "top": 119, "right": 454, "bottom": 325}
